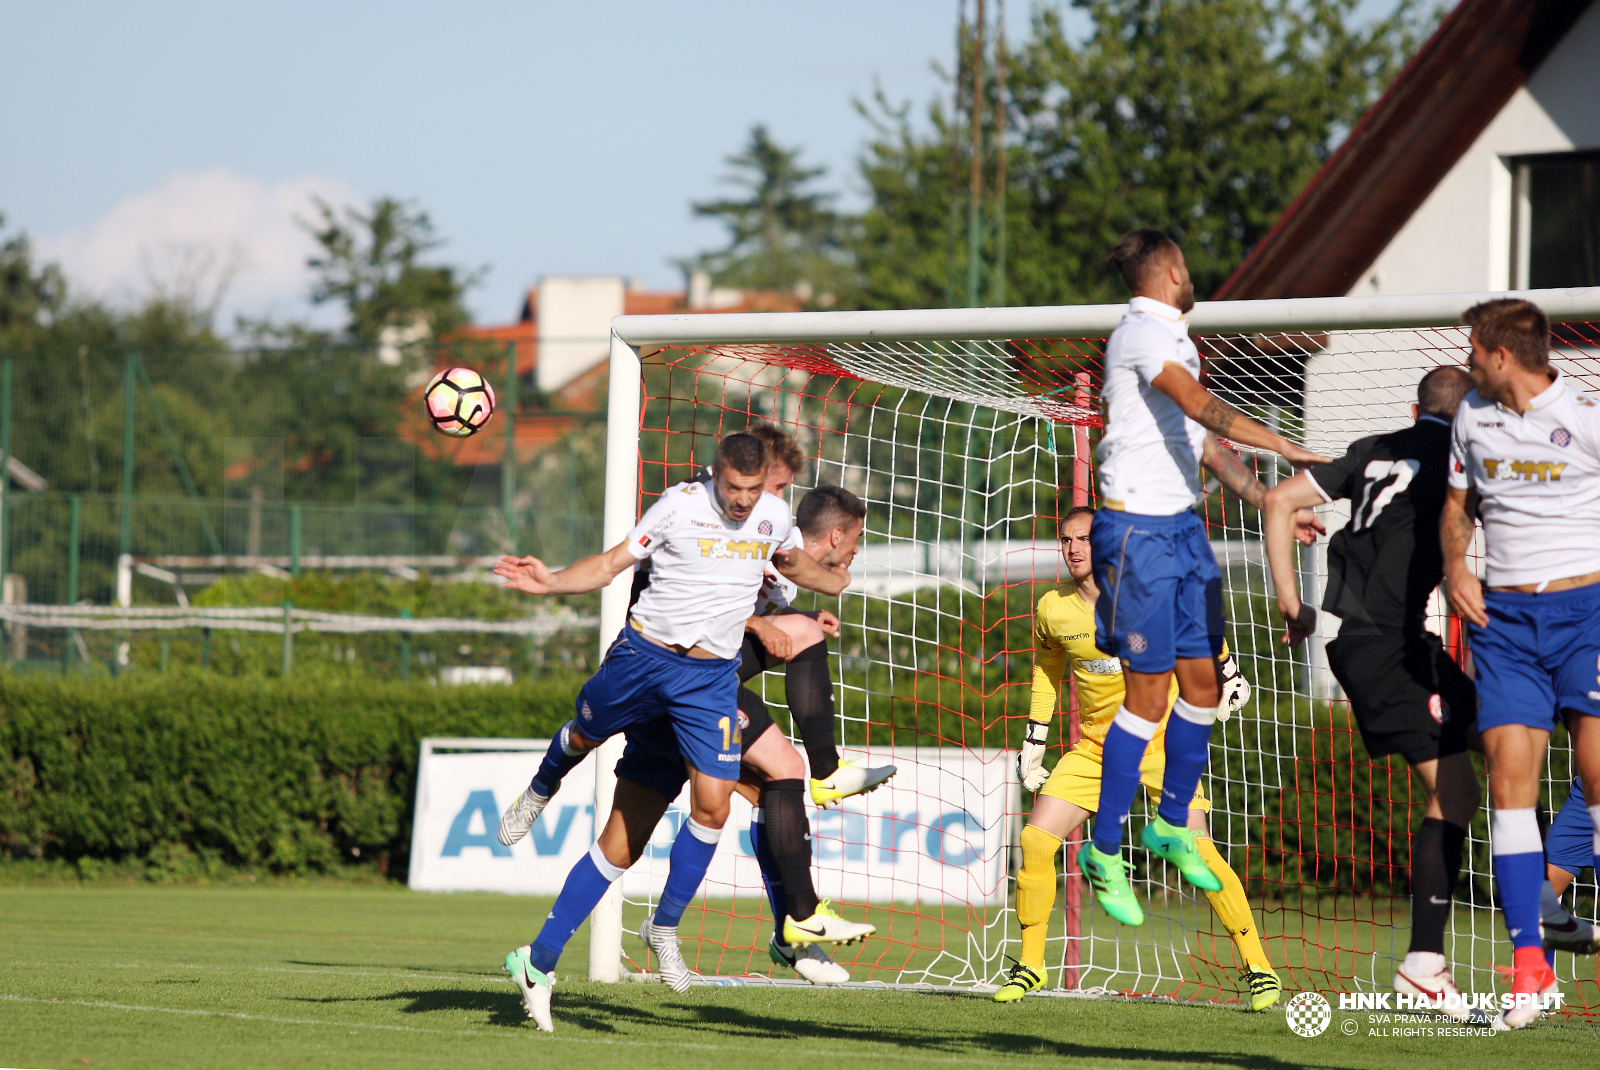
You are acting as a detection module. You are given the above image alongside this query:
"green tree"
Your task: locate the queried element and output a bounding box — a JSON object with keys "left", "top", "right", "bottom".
{"left": 689, "top": 125, "right": 851, "bottom": 301}
{"left": 302, "top": 196, "right": 479, "bottom": 345}
{"left": 0, "top": 214, "right": 65, "bottom": 350}
{"left": 848, "top": 0, "right": 1431, "bottom": 308}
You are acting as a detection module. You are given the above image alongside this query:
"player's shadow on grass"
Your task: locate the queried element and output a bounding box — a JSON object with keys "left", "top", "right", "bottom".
{"left": 285, "top": 959, "right": 503, "bottom": 978}
{"left": 291, "top": 987, "right": 530, "bottom": 1028}
{"left": 558, "top": 999, "right": 1330, "bottom": 1069}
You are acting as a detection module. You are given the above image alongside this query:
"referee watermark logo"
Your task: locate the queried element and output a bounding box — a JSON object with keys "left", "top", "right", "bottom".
{"left": 1286, "top": 992, "right": 1332, "bottom": 1037}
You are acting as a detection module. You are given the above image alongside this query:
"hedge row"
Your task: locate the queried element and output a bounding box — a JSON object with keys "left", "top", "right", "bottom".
{"left": 0, "top": 672, "right": 582, "bottom": 874}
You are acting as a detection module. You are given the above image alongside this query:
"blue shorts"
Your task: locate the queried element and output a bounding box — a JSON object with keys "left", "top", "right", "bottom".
{"left": 576, "top": 625, "right": 742, "bottom": 780}
{"left": 1547, "top": 777, "right": 1595, "bottom": 876}
{"left": 1090, "top": 508, "right": 1223, "bottom": 673}
{"left": 1468, "top": 584, "right": 1600, "bottom": 733}
{"left": 615, "top": 717, "right": 693, "bottom": 800}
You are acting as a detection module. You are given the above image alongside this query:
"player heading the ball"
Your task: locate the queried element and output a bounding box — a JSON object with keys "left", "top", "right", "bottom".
{"left": 1078, "top": 229, "right": 1328, "bottom": 927}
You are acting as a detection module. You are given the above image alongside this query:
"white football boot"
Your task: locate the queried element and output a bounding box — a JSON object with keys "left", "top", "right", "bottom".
{"left": 782, "top": 900, "right": 876, "bottom": 946}
{"left": 1495, "top": 957, "right": 1560, "bottom": 1031}
{"left": 1393, "top": 958, "right": 1493, "bottom": 1026}
{"left": 770, "top": 933, "right": 849, "bottom": 984}
{"left": 497, "top": 784, "right": 550, "bottom": 846}
{"left": 503, "top": 946, "right": 554, "bottom": 1032}
{"left": 640, "top": 914, "right": 694, "bottom": 993}
{"left": 810, "top": 758, "right": 897, "bottom": 810}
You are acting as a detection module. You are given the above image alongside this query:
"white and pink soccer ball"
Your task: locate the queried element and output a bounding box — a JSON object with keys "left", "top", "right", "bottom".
{"left": 424, "top": 367, "right": 496, "bottom": 437}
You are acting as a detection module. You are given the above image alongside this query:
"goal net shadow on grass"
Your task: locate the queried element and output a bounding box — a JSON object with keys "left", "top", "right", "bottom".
{"left": 608, "top": 306, "right": 1600, "bottom": 1017}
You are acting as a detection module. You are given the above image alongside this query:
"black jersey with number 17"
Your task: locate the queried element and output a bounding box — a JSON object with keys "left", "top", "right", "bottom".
{"left": 1305, "top": 416, "right": 1452, "bottom": 635}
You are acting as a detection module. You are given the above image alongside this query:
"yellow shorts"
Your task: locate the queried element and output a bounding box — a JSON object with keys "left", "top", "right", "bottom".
{"left": 1039, "top": 740, "right": 1210, "bottom": 814}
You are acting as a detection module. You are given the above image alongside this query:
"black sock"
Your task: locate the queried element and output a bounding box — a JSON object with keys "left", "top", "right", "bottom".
{"left": 762, "top": 779, "right": 818, "bottom": 920}
{"left": 1441, "top": 820, "right": 1467, "bottom": 895}
{"left": 785, "top": 641, "right": 839, "bottom": 780}
{"left": 1409, "top": 817, "right": 1453, "bottom": 955}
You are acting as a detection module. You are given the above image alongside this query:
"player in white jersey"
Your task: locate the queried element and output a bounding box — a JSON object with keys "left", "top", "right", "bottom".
{"left": 1079, "top": 229, "right": 1328, "bottom": 926}
{"left": 1440, "top": 298, "right": 1600, "bottom": 1029}
{"left": 493, "top": 433, "right": 846, "bottom": 1030}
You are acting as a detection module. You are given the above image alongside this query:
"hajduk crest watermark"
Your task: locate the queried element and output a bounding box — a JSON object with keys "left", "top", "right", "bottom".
{"left": 1285, "top": 992, "right": 1332, "bottom": 1037}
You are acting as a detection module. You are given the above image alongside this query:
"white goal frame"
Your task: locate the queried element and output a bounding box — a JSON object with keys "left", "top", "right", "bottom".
{"left": 587, "top": 285, "right": 1600, "bottom": 985}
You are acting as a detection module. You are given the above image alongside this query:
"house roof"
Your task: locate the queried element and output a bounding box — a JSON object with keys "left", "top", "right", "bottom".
{"left": 1215, "top": 0, "right": 1594, "bottom": 300}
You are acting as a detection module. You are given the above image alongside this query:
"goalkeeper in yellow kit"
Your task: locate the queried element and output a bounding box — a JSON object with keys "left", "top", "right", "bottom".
{"left": 995, "top": 505, "right": 1281, "bottom": 1010}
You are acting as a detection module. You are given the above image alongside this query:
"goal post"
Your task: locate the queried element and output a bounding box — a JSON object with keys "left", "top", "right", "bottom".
{"left": 584, "top": 288, "right": 1600, "bottom": 1011}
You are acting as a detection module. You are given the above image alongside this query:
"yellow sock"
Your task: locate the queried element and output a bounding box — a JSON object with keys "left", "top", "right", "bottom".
{"left": 1017, "top": 825, "right": 1062, "bottom": 971}
{"left": 1197, "top": 836, "right": 1272, "bottom": 972}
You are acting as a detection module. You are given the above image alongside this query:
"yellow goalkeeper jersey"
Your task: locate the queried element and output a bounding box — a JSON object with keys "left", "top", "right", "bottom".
{"left": 1029, "top": 587, "right": 1179, "bottom": 747}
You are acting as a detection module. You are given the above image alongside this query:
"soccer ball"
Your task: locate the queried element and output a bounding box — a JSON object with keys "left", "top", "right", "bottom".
{"left": 424, "top": 367, "right": 496, "bottom": 437}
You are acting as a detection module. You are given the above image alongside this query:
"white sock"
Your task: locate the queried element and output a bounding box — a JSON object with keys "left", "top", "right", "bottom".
{"left": 1402, "top": 950, "right": 1445, "bottom": 977}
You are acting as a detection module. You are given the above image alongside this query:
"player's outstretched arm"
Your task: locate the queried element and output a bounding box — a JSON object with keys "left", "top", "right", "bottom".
{"left": 1440, "top": 486, "right": 1486, "bottom": 627}
{"left": 1202, "top": 434, "right": 1324, "bottom": 541}
{"left": 773, "top": 546, "right": 849, "bottom": 596}
{"left": 1153, "top": 364, "right": 1330, "bottom": 467}
{"left": 1262, "top": 474, "right": 1327, "bottom": 646}
{"left": 495, "top": 540, "right": 635, "bottom": 596}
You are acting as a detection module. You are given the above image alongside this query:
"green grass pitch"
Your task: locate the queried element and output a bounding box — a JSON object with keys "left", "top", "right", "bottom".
{"left": 0, "top": 884, "right": 1593, "bottom": 1070}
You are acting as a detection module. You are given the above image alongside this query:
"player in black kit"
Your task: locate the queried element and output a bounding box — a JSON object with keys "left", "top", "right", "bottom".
{"left": 1263, "top": 365, "right": 1489, "bottom": 1022}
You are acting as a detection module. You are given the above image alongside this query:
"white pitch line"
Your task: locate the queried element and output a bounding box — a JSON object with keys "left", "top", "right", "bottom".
{"left": 0, "top": 994, "right": 1042, "bottom": 1068}
{"left": 7, "top": 962, "right": 496, "bottom": 984}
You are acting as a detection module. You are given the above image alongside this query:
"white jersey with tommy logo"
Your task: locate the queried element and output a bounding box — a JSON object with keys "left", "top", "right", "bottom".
{"left": 1448, "top": 371, "right": 1600, "bottom": 587}
{"left": 1095, "top": 296, "right": 1208, "bottom": 515}
{"left": 752, "top": 566, "right": 798, "bottom": 617}
{"left": 626, "top": 480, "right": 802, "bottom": 658}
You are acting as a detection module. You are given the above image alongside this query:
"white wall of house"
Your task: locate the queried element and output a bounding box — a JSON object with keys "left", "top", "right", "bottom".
{"left": 1349, "top": 3, "right": 1600, "bottom": 297}
{"left": 536, "top": 276, "right": 625, "bottom": 393}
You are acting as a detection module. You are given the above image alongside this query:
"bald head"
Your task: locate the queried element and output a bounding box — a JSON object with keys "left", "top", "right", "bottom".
{"left": 1417, "top": 366, "right": 1473, "bottom": 420}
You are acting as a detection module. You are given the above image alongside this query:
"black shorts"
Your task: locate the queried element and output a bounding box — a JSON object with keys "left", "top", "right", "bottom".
{"left": 1326, "top": 630, "right": 1476, "bottom": 764}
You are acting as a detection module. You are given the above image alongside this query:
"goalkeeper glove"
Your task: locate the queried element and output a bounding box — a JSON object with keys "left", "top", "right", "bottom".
{"left": 1217, "top": 653, "right": 1251, "bottom": 721}
{"left": 1018, "top": 721, "right": 1050, "bottom": 791}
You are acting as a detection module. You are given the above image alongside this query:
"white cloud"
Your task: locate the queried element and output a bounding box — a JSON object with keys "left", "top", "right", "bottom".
{"left": 37, "top": 169, "right": 363, "bottom": 332}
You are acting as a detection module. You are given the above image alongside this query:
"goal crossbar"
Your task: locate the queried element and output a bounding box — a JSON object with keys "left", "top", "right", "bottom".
{"left": 613, "top": 286, "right": 1600, "bottom": 345}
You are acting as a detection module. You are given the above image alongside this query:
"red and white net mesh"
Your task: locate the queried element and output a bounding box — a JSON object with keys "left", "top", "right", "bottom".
{"left": 615, "top": 323, "right": 1600, "bottom": 1013}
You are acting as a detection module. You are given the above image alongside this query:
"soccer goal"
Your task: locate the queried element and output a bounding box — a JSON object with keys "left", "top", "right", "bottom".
{"left": 585, "top": 288, "right": 1600, "bottom": 1012}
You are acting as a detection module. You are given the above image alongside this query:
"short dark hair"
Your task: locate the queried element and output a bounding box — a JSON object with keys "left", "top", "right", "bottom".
{"left": 1107, "top": 229, "right": 1179, "bottom": 292}
{"left": 796, "top": 485, "right": 866, "bottom": 537}
{"left": 747, "top": 422, "right": 806, "bottom": 478}
{"left": 1416, "top": 366, "right": 1473, "bottom": 419}
{"left": 715, "top": 432, "right": 769, "bottom": 476}
{"left": 1463, "top": 298, "right": 1549, "bottom": 370}
{"left": 1059, "top": 506, "right": 1095, "bottom": 534}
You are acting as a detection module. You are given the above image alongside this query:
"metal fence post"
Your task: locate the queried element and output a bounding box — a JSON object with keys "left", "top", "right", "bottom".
{"left": 121, "top": 353, "right": 136, "bottom": 561}
{"left": 281, "top": 600, "right": 293, "bottom": 676}
{"left": 289, "top": 505, "right": 302, "bottom": 577}
{"left": 502, "top": 342, "right": 518, "bottom": 551}
{"left": 399, "top": 607, "right": 411, "bottom": 680}
{"left": 0, "top": 354, "right": 12, "bottom": 591}
{"left": 64, "top": 495, "right": 81, "bottom": 672}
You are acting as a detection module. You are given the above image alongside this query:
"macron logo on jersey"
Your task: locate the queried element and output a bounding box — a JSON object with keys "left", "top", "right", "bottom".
{"left": 1482, "top": 459, "right": 1567, "bottom": 482}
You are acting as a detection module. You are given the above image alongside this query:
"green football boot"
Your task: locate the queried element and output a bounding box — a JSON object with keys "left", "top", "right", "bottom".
{"left": 1140, "top": 815, "right": 1224, "bottom": 892}
{"left": 1077, "top": 841, "right": 1145, "bottom": 926}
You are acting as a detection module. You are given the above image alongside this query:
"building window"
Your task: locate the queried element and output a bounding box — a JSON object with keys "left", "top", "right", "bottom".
{"left": 1512, "top": 151, "right": 1600, "bottom": 289}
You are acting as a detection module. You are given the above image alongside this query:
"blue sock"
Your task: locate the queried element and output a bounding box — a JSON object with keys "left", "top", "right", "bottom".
{"left": 530, "top": 721, "right": 589, "bottom": 798}
{"left": 528, "top": 843, "right": 624, "bottom": 973}
{"left": 750, "top": 813, "right": 788, "bottom": 937}
{"left": 1491, "top": 809, "right": 1544, "bottom": 951}
{"left": 653, "top": 817, "right": 721, "bottom": 928}
{"left": 1157, "top": 699, "right": 1216, "bottom": 825}
{"left": 1091, "top": 708, "right": 1157, "bottom": 855}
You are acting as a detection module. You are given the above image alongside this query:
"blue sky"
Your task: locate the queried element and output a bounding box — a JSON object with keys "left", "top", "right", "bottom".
{"left": 1, "top": 1, "right": 1401, "bottom": 329}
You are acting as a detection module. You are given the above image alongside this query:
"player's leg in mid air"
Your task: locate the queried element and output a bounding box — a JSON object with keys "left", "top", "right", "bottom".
{"left": 1080, "top": 509, "right": 1222, "bottom": 925}
{"left": 737, "top": 683, "right": 874, "bottom": 952}
{"left": 1543, "top": 778, "right": 1598, "bottom": 954}
{"left": 504, "top": 769, "right": 674, "bottom": 1031}
{"left": 744, "top": 617, "right": 895, "bottom": 808}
